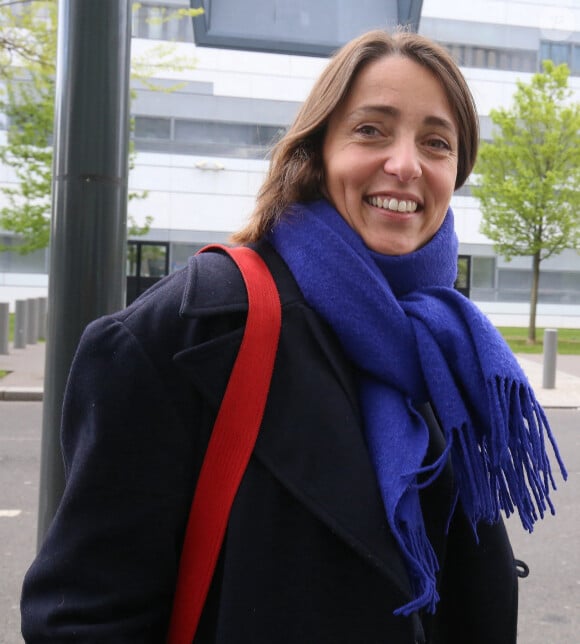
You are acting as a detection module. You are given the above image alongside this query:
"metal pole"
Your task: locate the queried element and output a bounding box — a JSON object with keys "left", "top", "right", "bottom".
{"left": 37, "top": 0, "right": 132, "bottom": 547}
{"left": 542, "top": 328, "right": 558, "bottom": 389}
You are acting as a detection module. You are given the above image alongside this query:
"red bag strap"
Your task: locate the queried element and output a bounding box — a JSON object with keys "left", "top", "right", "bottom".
{"left": 166, "top": 245, "right": 282, "bottom": 644}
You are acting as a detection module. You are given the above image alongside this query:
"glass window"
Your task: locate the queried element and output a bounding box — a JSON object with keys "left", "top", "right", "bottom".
{"left": 498, "top": 269, "right": 531, "bottom": 290}
{"left": 455, "top": 255, "right": 471, "bottom": 291}
{"left": 173, "top": 119, "right": 284, "bottom": 153}
{"left": 461, "top": 46, "right": 473, "bottom": 68}
{"left": 552, "top": 43, "right": 570, "bottom": 65}
{"left": 134, "top": 116, "right": 172, "bottom": 140}
{"left": 445, "top": 44, "right": 536, "bottom": 72}
{"left": 0, "top": 236, "right": 48, "bottom": 273}
{"left": 499, "top": 51, "right": 510, "bottom": 70}
{"left": 473, "top": 47, "right": 486, "bottom": 67}
{"left": 146, "top": 6, "right": 165, "bottom": 40}
{"left": 127, "top": 241, "right": 169, "bottom": 277}
{"left": 126, "top": 243, "right": 138, "bottom": 277}
{"left": 572, "top": 45, "right": 580, "bottom": 74}
{"left": 537, "top": 270, "right": 580, "bottom": 303}
{"left": 170, "top": 242, "right": 207, "bottom": 271}
{"left": 175, "top": 120, "right": 247, "bottom": 145}
{"left": 132, "top": 4, "right": 148, "bottom": 38}
{"left": 496, "top": 269, "right": 531, "bottom": 302}
{"left": 132, "top": 3, "right": 194, "bottom": 42}
{"left": 141, "top": 244, "right": 168, "bottom": 277}
{"left": 472, "top": 257, "right": 495, "bottom": 289}
{"left": 447, "top": 44, "right": 461, "bottom": 64}
{"left": 520, "top": 51, "right": 537, "bottom": 73}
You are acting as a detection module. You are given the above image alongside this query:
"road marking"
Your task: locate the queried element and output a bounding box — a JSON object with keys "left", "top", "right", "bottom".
{"left": 0, "top": 509, "right": 21, "bottom": 517}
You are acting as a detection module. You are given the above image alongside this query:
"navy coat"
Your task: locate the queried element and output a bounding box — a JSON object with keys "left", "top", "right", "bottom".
{"left": 21, "top": 241, "right": 518, "bottom": 643}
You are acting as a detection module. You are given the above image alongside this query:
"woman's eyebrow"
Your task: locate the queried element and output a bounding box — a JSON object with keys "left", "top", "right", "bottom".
{"left": 348, "top": 105, "right": 456, "bottom": 135}
{"left": 423, "top": 115, "right": 456, "bottom": 135}
{"left": 347, "top": 105, "right": 398, "bottom": 120}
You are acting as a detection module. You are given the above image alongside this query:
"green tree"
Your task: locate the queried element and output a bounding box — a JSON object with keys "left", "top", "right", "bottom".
{"left": 473, "top": 61, "right": 580, "bottom": 344}
{"left": 0, "top": 1, "right": 55, "bottom": 252}
{"left": 0, "top": 0, "right": 53, "bottom": 76}
{"left": 0, "top": 1, "right": 202, "bottom": 254}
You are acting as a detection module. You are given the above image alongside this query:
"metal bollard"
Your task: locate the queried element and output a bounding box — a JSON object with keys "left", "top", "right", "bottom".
{"left": 14, "top": 300, "right": 27, "bottom": 349}
{"left": 37, "top": 297, "right": 47, "bottom": 340}
{"left": 26, "top": 298, "right": 38, "bottom": 345}
{"left": 0, "top": 302, "right": 9, "bottom": 354}
{"left": 542, "top": 328, "right": 558, "bottom": 389}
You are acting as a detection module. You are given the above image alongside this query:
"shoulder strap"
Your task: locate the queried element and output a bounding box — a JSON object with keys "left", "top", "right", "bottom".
{"left": 166, "top": 245, "right": 282, "bottom": 644}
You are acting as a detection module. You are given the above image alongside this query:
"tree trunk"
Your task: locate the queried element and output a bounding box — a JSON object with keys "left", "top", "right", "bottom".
{"left": 528, "top": 251, "right": 541, "bottom": 344}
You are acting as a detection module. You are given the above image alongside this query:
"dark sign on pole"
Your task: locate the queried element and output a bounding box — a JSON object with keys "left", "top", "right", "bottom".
{"left": 189, "top": 0, "right": 423, "bottom": 56}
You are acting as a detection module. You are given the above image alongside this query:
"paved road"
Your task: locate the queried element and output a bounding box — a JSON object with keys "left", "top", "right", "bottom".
{"left": 506, "top": 408, "right": 580, "bottom": 644}
{"left": 0, "top": 401, "right": 40, "bottom": 644}
{"left": 0, "top": 403, "right": 578, "bottom": 643}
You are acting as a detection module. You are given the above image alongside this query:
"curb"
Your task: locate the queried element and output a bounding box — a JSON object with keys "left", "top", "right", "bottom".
{"left": 0, "top": 388, "right": 43, "bottom": 401}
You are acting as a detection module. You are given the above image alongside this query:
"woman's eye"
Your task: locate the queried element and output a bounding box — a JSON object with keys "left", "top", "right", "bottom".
{"left": 356, "top": 125, "right": 380, "bottom": 137}
{"left": 427, "top": 138, "right": 451, "bottom": 151}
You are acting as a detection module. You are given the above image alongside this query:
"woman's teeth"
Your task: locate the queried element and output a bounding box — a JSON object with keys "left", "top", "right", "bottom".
{"left": 368, "top": 196, "right": 418, "bottom": 212}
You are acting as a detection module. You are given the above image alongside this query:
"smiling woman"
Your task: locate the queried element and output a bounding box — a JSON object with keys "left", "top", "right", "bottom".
{"left": 22, "top": 29, "right": 566, "bottom": 644}
{"left": 321, "top": 56, "right": 458, "bottom": 255}
{"left": 233, "top": 29, "right": 478, "bottom": 244}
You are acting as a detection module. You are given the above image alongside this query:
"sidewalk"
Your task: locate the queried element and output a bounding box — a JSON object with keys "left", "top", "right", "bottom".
{"left": 1, "top": 340, "right": 580, "bottom": 407}
{"left": 0, "top": 342, "right": 45, "bottom": 401}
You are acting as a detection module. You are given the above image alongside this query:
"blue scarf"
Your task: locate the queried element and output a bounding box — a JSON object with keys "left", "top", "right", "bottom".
{"left": 267, "top": 199, "right": 567, "bottom": 616}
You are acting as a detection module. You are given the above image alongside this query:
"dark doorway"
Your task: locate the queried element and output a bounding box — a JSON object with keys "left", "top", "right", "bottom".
{"left": 126, "top": 241, "right": 170, "bottom": 305}
{"left": 455, "top": 255, "right": 471, "bottom": 298}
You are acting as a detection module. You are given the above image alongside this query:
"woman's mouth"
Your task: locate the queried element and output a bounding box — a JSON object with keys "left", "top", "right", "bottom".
{"left": 366, "top": 196, "right": 419, "bottom": 213}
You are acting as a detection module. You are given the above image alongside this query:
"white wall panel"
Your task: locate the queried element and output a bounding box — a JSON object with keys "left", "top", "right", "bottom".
{"left": 130, "top": 153, "right": 267, "bottom": 199}
{"left": 423, "top": 0, "right": 580, "bottom": 32}
{"left": 167, "top": 193, "right": 255, "bottom": 232}
{"left": 451, "top": 196, "right": 490, "bottom": 245}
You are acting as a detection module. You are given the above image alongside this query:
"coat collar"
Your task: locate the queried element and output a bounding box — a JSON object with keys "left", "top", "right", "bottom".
{"left": 179, "top": 241, "right": 302, "bottom": 317}
{"left": 173, "top": 240, "right": 415, "bottom": 603}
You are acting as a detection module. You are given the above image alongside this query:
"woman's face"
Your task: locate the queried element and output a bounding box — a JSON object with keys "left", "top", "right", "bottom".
{"left": 322, "top": 55, "right": 458, "bottom": 255}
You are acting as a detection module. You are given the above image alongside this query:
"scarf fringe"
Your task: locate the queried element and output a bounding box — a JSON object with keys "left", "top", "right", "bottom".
{"left": 393, "top": 524, "right": 440, "bottom": 616}
{"left": 450, "top": 376, "right": 568, "bottom": 536}
{"left": 399, "top": 374, "right": 569, "bottom": 616}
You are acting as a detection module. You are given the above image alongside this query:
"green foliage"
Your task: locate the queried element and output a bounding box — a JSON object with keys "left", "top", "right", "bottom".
{"left": 474, "top": 61, "right": 580, "bottom": 261}
{"left": 0, "top": 1, "right": 56, "bottom": 253}
{"left": 0, "top": 0, "right": 55, "bottom": 76}
{"left": 129, "top": 4, "right": 202, "bottom": 91}
{"left": 0, "top": 1, "right": 201, "bottom": 254}
{"left": 473, "top": 61, "right": 580, "bottom": 341}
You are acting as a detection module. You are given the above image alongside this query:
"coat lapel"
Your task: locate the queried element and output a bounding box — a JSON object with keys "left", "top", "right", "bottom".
{"left": 173, "top": 242, "right": 414, "bottom": 602}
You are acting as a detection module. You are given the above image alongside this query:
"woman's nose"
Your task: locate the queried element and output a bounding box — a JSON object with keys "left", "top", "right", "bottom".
{"left": 382, "top": 138, "right": 422, "bottom": 183}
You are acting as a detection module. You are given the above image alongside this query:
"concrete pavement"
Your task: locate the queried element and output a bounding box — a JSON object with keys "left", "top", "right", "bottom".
{"left": 0, "top": 343, "right": 44, "bottom": 401}
{"left": 1, "top": 339, "right": 580, "bottom": 407}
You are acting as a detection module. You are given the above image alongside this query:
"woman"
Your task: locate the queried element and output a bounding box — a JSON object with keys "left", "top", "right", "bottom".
{"left": 22, "top": 30, "right": 565, "bottom": 643}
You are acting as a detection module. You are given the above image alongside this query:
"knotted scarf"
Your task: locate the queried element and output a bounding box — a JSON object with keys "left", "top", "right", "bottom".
{"left": 267, "top": 199, "right": 567, "bottom": 616}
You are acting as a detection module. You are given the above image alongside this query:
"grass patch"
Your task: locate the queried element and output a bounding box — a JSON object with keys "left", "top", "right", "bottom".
{"left": 496, "top": 327, "right": 580, "bottom": 355}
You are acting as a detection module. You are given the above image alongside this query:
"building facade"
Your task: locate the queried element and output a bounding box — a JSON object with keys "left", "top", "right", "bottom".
{"left": 1, "top": 0, "right": 579, "bottom": 326}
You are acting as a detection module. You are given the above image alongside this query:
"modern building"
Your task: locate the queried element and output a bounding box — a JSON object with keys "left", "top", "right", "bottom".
{"left": 1, "top": 0, "right": 579, "bottom": 326}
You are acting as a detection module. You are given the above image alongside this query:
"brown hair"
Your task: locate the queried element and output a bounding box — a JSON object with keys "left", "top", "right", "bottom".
{"left": 232, "top": 29, "right": 479, "bottom": 243}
